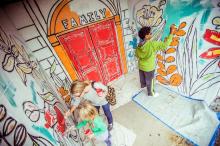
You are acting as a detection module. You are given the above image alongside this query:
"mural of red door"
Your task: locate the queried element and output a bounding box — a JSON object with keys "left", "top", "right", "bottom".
{"left": 59, "top": 28, "right": 104, "bottom": 83}
{"left": 59, "top": 20, "right": 122, "bottom": 84}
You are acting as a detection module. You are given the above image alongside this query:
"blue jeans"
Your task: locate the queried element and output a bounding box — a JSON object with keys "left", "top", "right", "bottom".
{"left": 95, "top": 103, "right": 113, "bottom": 124}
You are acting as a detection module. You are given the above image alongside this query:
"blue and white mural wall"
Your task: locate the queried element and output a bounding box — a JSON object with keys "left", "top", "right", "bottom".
{"left": 0, "top": 9, "right": 81, "bottom": 146}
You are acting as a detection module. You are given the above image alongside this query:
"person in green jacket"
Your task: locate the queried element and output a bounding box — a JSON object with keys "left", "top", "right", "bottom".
{"left": 76, "top": 100, "right": 111, "bottom": 146}
{"left": 135, "top": 25, "right": 175, "bottom": 97}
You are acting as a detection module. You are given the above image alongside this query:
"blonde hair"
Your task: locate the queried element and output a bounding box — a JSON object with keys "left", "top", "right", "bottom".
{"left": 70, "top": 80, "right": 90, "bottom": 95}
{"left": 77, "top": 100, "right": 98, "bottom": 120}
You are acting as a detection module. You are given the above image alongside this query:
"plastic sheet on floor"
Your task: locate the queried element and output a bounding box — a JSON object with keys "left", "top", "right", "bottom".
{"left": 133, "top": 85, "right": 219, "bottom": 146}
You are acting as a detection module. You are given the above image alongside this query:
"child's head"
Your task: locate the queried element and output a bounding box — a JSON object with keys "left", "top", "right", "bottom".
{"left": 138, "top": 26, "right": 152, "bottom": 40}
{"left": 77, "top": 100, "right": 98, "bottom": 121}
{"left": 70, "top": 80, "right": 90, "bottom": 97}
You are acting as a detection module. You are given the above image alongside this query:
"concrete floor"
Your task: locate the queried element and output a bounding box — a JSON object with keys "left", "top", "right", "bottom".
{"left": 83, "top": 71, "right": 195, "bottom": 146}
{"left": 112, "top": 101, "right": 191, "bottom": 146}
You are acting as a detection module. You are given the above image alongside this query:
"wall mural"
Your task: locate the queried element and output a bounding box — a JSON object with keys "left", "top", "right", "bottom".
{"left": 46, "top": 0, "right": 128, "bottom": 83}
{"left": 128, "top": 0, "right": 220, "bottom": 108}
{"left": 0, "top": 10, "right": 82, "bottom": 145}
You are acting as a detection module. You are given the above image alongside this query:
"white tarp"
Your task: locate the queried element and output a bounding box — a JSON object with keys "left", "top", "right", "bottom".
{"left": 133, "top": 85, "right": 219, "bottom": 146}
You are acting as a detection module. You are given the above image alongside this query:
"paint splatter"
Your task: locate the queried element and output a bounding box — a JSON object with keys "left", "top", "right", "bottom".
{"left": 32, "top": 125, "right": 57, "bottom": 144}
{"left": 200, "top": 9, "right": 211, "bottom": 30}
{"left": 54, "top": 106, "right": 66, "bottom": 134}
{"left": 30, "top": 81, "right": 37, "bottom": 104}
{"left": 44, "top": 111, "right": 55, "bottom": 128}
{"left": 128, "top": 51, "right": 133, "bottom": 58}
{"left": 199, "top": 39, "right": 203, "bottom": 50}
{"left": 199, "top": 59, "right": 206, "bottom": 65}
{"left": 0, "top": 74, "right": 17, "bottom": 107}
{"left": 129, "top": 37, "right": 137, "bottom": 49}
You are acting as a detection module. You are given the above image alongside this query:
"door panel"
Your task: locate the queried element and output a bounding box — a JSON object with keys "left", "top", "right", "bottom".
{"left": 59, "top": 28, "right": 103, "bottom": 82}
{"left": 88, "top": 20, "right": 122, "bottom": 83}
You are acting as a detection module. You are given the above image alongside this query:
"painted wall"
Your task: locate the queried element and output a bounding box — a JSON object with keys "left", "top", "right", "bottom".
{"left": 0, "top": 1, "right": 134, "bottom": 145}
{"left": 0, "top": 8, "right": 82, "bottom": 146}
{"left": 0, "top": 0, "right": 220, "bottom": 145}
{"left": 128, "top": 0, "right": 220, "bottom": 110}
{"left": 2, "top": 0, "right": 135, "bottom": 89}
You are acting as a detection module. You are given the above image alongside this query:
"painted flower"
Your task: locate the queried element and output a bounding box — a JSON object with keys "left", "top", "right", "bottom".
{"left": 136, "top": 5, "right": 163, "bottom": 27}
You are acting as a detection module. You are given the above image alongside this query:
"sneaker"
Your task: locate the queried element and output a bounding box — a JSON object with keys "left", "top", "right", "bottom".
{"left": 108, "top": 123, "right": 113, "bottom": 131}
{"left": 153, "top": 92, "right": 159, "bottom": 97}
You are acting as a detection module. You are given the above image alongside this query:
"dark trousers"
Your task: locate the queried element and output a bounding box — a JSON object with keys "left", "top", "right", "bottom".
{"left": 95, "top": 103, "right": 113, "bottom": 125}
{"left": 139, "top": 69, "right": 155, "bottom": 96}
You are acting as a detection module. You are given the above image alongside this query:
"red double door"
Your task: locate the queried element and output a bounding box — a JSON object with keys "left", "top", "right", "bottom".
{"left": 59, "top": 20, "right": 122, "bottom": 84}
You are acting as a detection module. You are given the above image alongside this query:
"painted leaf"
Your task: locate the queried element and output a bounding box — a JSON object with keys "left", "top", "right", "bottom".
{"left": 157, "top": 68, "right": 167, "bottom": 76}
{"left": 169, "top": 73, "right": 182, "bottom": 86}
{"left": 170, "top": 37, "right": 179, "bottom": 46}
{"left": 50, "top": 60, "right": 56, "bottom": 74}
{"left": 32, "top": 125, "right": 57, "bottom": 144}
{"left": 3, "top": 117, "right": 17, "bottom": 136}
{"left": 33, "top": 141, "right": 39, "bottom": 146}
{"left": 156, "top": 54, "right": 164, "bottom": 61}
{"left": 156, "top": 75, "right": 169, "bottom": 85}
{"left": 166, "top": 65, "right": 177, "bottom": 75}
{"left": 30, "top": 136, "right": 54, "bottom": 146}
{"left": 58, "top": 87, "right": 68, "bottom": 96}
{"left": 38, "top": 92, "right": 55, "bottom": 102}
{"left": 157, "top": 61, "right": 165, "bottom": 69}
{"left": 0, "top": 104, "right": 7, "bottom": 122}
{"left": 178, "top": 22, "right": 187, "bottom": 29}
{"left": 176, "top": 30, "right": 186, "bottom": 36}
{"left": 14, "top": 124, "right": 27, "bottom": 146}
{"left": 2, "top": 54, "right": 15, "bottom": 72}
{"left": 17, "top": 63, "right": 32, "bottom": 74}
{"left": 166, "top": 56, "right": 175, "bottom": 63}
{"left": 173, "top": 27, "right": 178, "bottom": 35}
{"left": 165, "top": 48, "right": 176, "bottom": 54}
{"left": 190, "top": 72, "right": 220, "bottom": 96}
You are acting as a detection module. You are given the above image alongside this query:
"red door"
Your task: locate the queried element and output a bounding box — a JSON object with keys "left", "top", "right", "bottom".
{"left": 59, "top": 28, "right": 104, "bottom": 82}
{"left": 89, "top": 20, "right": 122, "bottom": 83}
{"left": 59, "top": 20, "right": 122, "bottom": 84}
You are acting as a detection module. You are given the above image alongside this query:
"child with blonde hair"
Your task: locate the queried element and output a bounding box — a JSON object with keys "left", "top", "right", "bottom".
{"left": 76, "top": 100, "right": 111, "bottom": 146}
{"left": 65, "top": 80, "right": 113, "bottom": 130}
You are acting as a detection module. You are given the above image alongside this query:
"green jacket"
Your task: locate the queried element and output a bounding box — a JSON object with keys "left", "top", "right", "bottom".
{"left": 135, "top": 34, "right": 173, "bottom": 72}
{"left": 76, "top": 116, "right": 107, "bottom": 136}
